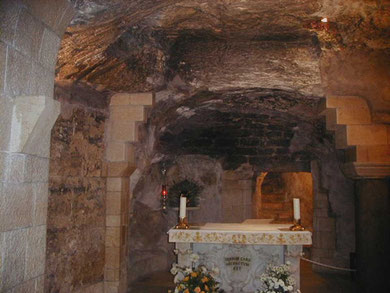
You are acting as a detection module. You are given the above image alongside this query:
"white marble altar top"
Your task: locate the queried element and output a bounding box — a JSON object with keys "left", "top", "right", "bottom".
{"left": 168, "top": 220, "right": 312, "bottom": 245}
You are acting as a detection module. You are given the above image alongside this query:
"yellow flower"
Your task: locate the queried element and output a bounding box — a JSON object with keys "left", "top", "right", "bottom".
{"left": 183, "top": 276, "right": 189, "bottom": 281}
{"left": 191, "top": 272, "right": 198, "bottom": 278}
{"left": 194, "top": 287, "right": 201, "bottom": 293}
{"left": 184, "top": 289, "right": 189, "bottom": 293}
{"left": 201, "top": 277, "right": 209, "bottom": 283}
{"left": 201, "top": 291, "right": 205, "bottom": 293}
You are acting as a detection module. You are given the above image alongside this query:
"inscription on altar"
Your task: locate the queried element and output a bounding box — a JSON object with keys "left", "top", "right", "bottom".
{"left": 190, "top": 243, "right": 286, "bottom": 292}
{"left": 223, "top": 246, "right": 252, "bottom": 287}
{"left": 225, "top": 256, "right": 251, "bottom": 271}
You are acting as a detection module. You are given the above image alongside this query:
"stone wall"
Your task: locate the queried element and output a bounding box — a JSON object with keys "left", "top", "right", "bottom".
{"left": 256, "top": 172, "right": 291, "bottom": 222}
{"left": 156, "top": 90, "right": 319, "bottom": 172}
{"left": 321, "top": 48, "right": 390, "bottom": 123}
{"left": 166, "top": 155, "right": 224, "bottom": 223}
{"left": 311, "top": 155, "right": 355, "bottom": 271}
{"left": 127, "top": 163, "right": 173, "bottom": 286}
{"left": 45, "top": 103, "right": 107, "bottom": 292}
{"left": 104, "top": 92, "right": 154, "bottom": 293}
{"left": 0, "top": 1, "right": 74, "bottom": 292}
{"left": 255, "top": 172, "right": 313, "bottom": 231}
{"left": 221, "top": 164, "right": 255, "bottom": 223}
{"left": 282, "top": 172, "right": 314, "bottom": 231}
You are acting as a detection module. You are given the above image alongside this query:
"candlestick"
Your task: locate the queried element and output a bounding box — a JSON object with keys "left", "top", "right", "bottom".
{"left": 293, "top": 198, "right": 300, "bottom": 220}
{"left": 180, "top": 196, "right": 187, "bottom": 219}
{"left": 290, "top": 198, "right": 304, "bottom": 231}
{"left": 176, "top": 196, "right": 189, "bottom": 229}
{"left": 175, "top": 216, "right": 189, "bottom": 229}
{"left": 290, "top": 218, "right": 305, "bottom": 231}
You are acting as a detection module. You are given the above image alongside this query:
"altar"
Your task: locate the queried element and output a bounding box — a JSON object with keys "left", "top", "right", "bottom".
{"left": 168, "top": 219, "right": 312, "bottom": 293}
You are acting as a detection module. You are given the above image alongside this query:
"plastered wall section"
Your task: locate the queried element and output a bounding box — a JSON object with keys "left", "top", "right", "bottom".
{"left": 0, "top": 1, "right": 74, "bottom": 292}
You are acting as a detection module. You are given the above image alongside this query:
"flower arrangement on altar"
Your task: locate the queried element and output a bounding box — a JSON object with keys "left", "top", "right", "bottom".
{"left": 172, "top": 265, "right": 220, "bottom": 293}
{"left": 170, "top": 253, "right": 221, "bottom": 293}
{"left": 257, "top": 262, "right": 300, "bottom": 293}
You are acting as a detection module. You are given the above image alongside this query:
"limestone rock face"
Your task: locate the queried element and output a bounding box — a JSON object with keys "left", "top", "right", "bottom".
{"left": 168, "top": 36, "right": 322, "bottom": 96}
{"left": 46, "top": 103, "right": 106, "bottom": 292}
{"left": 59, "top": 0, "right": 390, "bottom": 118}
{"left": 60, "top": 0, "right": 323, "bottom": 94}
{"left": 127, "top": 201, "right": 173, "bottom": 283}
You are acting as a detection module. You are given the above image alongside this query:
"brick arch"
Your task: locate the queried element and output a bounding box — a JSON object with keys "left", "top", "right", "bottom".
{"left": 0, "top": 1, "right": 75, "bottom": 292}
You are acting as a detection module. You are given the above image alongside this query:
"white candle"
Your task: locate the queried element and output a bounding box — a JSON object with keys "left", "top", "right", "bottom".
{"left": 179, "top": 196, "right": 187, "bottom": 218}
{"left": 293, "top": 198, "right": 300, "bottom": 220}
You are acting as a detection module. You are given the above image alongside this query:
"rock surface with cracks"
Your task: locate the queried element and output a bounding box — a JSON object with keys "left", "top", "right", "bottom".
{"left": 59, "top": 0, "right": 390, "bottom": 118}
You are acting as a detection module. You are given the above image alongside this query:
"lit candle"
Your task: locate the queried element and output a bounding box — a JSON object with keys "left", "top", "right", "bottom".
{"left": 293, "top": 198, "right": 300, "bottom": 220}
{"left": 180, "top": 196, "right": 187, "bottom": 219}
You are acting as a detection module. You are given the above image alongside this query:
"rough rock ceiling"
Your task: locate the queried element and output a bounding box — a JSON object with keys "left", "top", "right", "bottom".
{"left": 55, "top": 1, "right": 390, "bottom": 169}
{"left": 145, "top": 88, "right": 330, "bottom": 170}
{"left": 59, "top": 0, "right": 390, "bottom": 94}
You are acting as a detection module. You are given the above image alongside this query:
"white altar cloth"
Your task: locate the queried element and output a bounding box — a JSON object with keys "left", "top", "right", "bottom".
{"left": 168, "top": 220, "right": 312, "bottom": 246}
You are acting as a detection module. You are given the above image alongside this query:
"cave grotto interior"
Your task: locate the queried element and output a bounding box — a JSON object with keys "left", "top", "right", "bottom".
{"left": 0, "top": 0, "right": 389, "bottom": 292}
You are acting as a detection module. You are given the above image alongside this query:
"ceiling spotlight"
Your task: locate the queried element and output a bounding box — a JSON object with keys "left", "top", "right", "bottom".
{"left": 321, "top": 17, "right": 328, "bottom": 23}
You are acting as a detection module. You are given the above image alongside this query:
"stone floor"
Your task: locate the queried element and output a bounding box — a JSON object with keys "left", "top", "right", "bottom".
{"left": 300, "top": 261, "right": 357, "bottom": 293}
{"left": 129, "top": 261, "right": 357, "bottom": 293}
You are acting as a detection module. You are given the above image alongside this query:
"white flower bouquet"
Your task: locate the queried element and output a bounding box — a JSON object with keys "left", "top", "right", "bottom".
{"left": 257, "top": 262, "right": 300, "bottom": 293}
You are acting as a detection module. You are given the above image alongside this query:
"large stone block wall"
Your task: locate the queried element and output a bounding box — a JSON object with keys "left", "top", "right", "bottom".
{"left": 45, "top": 104, "right": 107, "bottom": 292}
{"left": 0, "top": 1, "right": 74, "bottom": 292}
